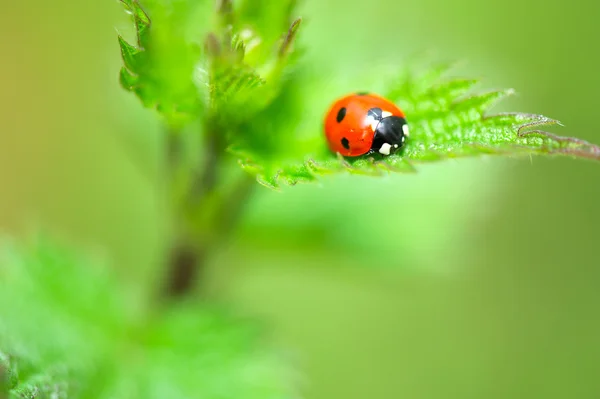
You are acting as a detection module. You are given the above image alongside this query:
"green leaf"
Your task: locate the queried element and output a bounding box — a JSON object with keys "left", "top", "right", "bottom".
{"left": 0, "top": 353, "right": 13, "bottom": 396}
{"left": 117, "top": 0, "right": 303, "bottom": 132}
{"left": 0, "top": 237, "right": 297, "bottom": 398}
{"left": 119, "top": 66, "right": 139, "bottom": 92}
{"left": 232, "top": 65, "right": 600, "bottom": 189}
{"left": 0, "top": 354, "right": 69, "bottom": 399}
{"left": 106, "top": 305, "right": 298, "bottom": 399}
{"left": 234, "top": 0, "right": 298, "bottom": 48}
{"left": 117, "top": 1, "right": 211, "bottom": 127}
{"left": 0, "top": 237, "right": 129, "bottom": 398}
{"left": 117, "top": 35, "right": 142, "bottom": 74}
{"left": 278, "top": 18, "right": 302, "bottom": 59}
{"left": 204, "top": 4, "right": 303, "bottom": 125}
{"left": 119, "top": 0, "right": 151, "bottom": 48}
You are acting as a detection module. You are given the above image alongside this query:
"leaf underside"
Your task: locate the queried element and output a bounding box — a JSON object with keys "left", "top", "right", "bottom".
{"left": 233, "top": 68, "right": 600, "bottom": 189}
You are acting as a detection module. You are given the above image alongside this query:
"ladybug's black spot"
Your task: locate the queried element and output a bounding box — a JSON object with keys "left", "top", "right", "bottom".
{"left": 367, "top": 107, "right": 383, "bottom": 121}
{"left": 341, "top": 137, "right": 350, "bottom": 150}
{"left": 336, "top": 107, "right": 347, "bottom": 123}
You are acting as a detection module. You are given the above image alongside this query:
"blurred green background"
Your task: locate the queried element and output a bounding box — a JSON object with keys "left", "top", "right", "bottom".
{"left": 1, "top": 0, "right": 600, "bottom": 398}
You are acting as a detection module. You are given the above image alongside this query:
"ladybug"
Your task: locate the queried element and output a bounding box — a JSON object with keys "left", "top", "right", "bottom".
{"left": 324, "top": 93, "right": 409, "bottom": 157}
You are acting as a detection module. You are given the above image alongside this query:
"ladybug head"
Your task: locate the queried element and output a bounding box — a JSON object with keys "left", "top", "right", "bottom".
{"left": 371, "top": 115, "right": 409, "bottom": 155}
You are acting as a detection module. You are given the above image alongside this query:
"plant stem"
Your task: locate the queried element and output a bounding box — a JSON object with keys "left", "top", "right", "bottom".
{"left": 213, "top": 175, "right": 255, "bottom": 238}
{"left": 164, "top": 124, "right": 255, "bottom": 298}
{"left": 166, "top": 175, "right": 254, "bottom": 298}
{"left": 192, "top": 131, "right": 222, "bottom": 201}
{"left": 166, "top": 240, "right": 203, "bottom": 298}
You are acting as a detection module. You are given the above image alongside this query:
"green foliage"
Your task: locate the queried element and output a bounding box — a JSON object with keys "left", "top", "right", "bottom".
{"left": 117, "top": 0, "right": 301, "bottom": 131}
{"left": 117, "top": 0, "right": 210, "bottom": 127}
{"left": 108, "top": 306, "right": 297, "bottom": 399}
{"left": 0, "top": 238, "right": 296, "bottom": 398}
{"left": 0, "top": 353, "right": 69, "bottom": 399}
{"left": 4, "top": 0, "right": 598, "bottom": 397}
{"left": 0, "top": 237, "right": 118, "bottom": 398}
{"left": 233, "top": 66, "right": 600, "bottom": 188}
{"left": 117, "top": 1, "right": 600, "bottom": 191}
{"left": 3, "top": 0, "right": 597, "bottom": 396}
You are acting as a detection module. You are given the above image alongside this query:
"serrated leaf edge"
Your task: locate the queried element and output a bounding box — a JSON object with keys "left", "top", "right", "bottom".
{"left": 248, "top": 107, "right": 600, "bottom": 190}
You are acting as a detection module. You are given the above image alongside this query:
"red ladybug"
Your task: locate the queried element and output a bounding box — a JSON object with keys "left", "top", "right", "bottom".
{"left": 324, "top": 93, "right": 409, "bottom": 157}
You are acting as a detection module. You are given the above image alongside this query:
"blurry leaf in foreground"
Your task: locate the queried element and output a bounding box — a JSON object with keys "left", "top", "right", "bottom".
{"left": 0, "top": 237, "right": 297, "bottom": 398}
{"left": 0, "top": 236, "right": 129, "bottom": 398}
{"left": 231, "top": 65, "right": 600, "bottom": 189}
{"left": 110, "top": 305, "right": 298, "bottom": 399}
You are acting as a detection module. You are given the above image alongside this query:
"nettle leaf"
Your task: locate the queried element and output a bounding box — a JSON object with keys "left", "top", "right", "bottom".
{"left": 206, "top": 2, "right": 302, "bottom": 121}
{"left": 0, "top": 352, "right": 14, "bottom": 394}
{"left": 107, "top": 306, "right": 298, "bottom": 399}
{"left": 233, "top": 65, "right": 600, "bottom": 189}
{"left": 0, "top": 353, "right": 69, "bottom": 399}
{"left": 117, "top": 0, "right": 213, "bottom": 127}
{"left": 232, "top": 0, "right": 299, "bottom": 67}
{"left": 0, "top": 237, "right": 129, "bottom": 398}
{"left": 120, "top": 0, "right": 151, "bottom": 47}
{"left": 0, "top": 237, "right": 297, "bottom": 398}
{"left": 118, "top": 0, "right": 302, "bottom": 131}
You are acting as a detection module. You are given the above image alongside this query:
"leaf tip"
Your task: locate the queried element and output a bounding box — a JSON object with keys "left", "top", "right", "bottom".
{"left": 204, "top": 33, "right": 222, "bottom": 58}
{"left": 279, "top": 17, "right": 303, "bottom": 57}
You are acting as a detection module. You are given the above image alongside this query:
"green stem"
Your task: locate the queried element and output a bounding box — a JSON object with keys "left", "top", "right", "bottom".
{"left": 164, "top": 124, "right": 255, "bottom": 298}
{"left": 192, "top": 130, "right": 222, "bottom": 202}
